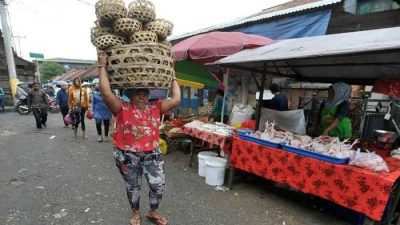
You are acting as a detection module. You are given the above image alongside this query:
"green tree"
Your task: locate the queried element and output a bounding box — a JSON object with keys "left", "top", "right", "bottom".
{"left": 39, "top": 61, "right": 64, "bottom": 82}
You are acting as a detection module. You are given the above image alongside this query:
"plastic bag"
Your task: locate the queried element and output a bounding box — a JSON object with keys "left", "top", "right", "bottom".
{"left": 230, "top": 104, "right": 254, "bottom": 124}
{"left": 160, "top": 139, "right": 168, "bottom": 155}
{"left": 260, "top": 108, "right": 306, "bottom": 134}
{"left": 349, "top": 149, "right": 389, "bottom": 172}
{"left": 64, "top": 114, "right": 73, "bottom": 125}
{"left": 86, "top": 110, "right": 93, "bottom": 120}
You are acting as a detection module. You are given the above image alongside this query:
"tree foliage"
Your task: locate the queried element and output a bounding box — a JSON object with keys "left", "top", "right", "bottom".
{"left": 39, "top": 61, "right": 64, "bottom": 82}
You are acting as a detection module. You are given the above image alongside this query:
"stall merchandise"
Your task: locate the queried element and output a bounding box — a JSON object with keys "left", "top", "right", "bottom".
{"left": 182, "top": 120, "right": 233, "bottom": 155}
{"left": 92, "top": 0, "right": 174, "bottom": 89}
{"left": 230, "top": 135, "right": 400, "bottom": 221}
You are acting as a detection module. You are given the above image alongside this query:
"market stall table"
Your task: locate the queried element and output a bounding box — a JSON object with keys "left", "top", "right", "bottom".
{"left": 162, "top": 128, "right": 192, "bottom": 153}
{"left": 229, "top": 135, "right": 400, "bottom": 222}
{"left": 181, "top": 121, "right": 233, "bottom": 166}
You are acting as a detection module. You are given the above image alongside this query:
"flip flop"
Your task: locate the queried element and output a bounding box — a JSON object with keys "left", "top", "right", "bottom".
{"left": 130, "top": 216, "right": 141, "bottom": 225}
{"left": 146, "top": 213, "right": 168, "bottom": 225}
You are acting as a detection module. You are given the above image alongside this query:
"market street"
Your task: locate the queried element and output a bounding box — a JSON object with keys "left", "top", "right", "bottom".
{"left": 0, "top": 112, "right": 349, "bottom": 225}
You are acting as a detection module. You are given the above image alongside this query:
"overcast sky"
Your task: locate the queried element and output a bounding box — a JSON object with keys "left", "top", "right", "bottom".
{"left": 6, "top": 0, "right": 291, "bottom": 61}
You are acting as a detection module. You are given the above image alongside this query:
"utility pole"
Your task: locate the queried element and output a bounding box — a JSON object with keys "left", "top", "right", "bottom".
{"left": 13, "top": 35, "right": 26, "bottom": 56}
{"left": 0, "top": 0, "right": 18, "bottom": 103}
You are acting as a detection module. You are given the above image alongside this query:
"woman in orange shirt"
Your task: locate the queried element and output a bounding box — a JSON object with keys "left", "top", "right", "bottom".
{"left": 68, "top": 78, "right": 90, "bottom": 138}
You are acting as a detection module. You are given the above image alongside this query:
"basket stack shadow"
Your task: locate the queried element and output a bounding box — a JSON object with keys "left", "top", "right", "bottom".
{"left": 91, "top": 0, "right": 175, "bottom": 89}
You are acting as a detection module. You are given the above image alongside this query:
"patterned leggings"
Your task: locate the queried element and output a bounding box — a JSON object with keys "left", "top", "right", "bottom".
{"left": 114, "top": 148, "right": 165, "bottom": 210}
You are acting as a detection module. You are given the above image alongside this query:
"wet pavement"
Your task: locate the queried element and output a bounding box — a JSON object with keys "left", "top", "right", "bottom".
{"left": 0, "top": 112, "right": 350, "bottom": 225}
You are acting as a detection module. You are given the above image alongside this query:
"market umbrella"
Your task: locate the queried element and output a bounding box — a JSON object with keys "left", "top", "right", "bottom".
{"left": 172, "top": 31, "right": 273, "bottom": 122}
{"left": 172, "top": 31, "right": 273, "bottom": 63}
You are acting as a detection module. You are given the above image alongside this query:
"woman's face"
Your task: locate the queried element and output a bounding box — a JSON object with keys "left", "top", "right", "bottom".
{"left": 74, "top": 79, "right": 80, "bottom": 86}
{"left": 328, "top": 87, "right": 335, "bottom": 101}
{"left": 131, "top": 91, "right": 149, "bottom": 109}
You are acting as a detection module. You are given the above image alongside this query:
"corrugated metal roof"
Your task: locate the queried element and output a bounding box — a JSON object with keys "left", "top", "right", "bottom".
{"left": 217, "top": 27, "right": 400, "bottom": 63}
{"left": 37, "top": 58, "right": 96, "bottom": 65}
{"left": 215, "top": 27, "right": 400, "bottom": 84}
{"left": 171, "top": 0, "right": 342, "bottom": 41}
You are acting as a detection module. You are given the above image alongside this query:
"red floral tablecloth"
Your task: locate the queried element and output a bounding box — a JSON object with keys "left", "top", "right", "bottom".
{"left": 231, "top": 135, "right": 400, "bottom": 221}
{"left": 181, "top": 126, "right": 232, "bottom": 154}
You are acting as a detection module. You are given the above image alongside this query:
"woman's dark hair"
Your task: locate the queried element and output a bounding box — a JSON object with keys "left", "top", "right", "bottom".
{"left": 73, "top": 78, "right": 81, "bottom": 85}
{"left": 270, "top": 83, "right": 280, "bottom": 94}
{"left": 216, "top": 89, "right": 224, "bottom": 96}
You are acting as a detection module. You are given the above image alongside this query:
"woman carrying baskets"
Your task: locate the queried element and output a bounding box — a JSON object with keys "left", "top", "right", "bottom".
{"left": 97, "top": 51, "right": 180, "bottom": 225}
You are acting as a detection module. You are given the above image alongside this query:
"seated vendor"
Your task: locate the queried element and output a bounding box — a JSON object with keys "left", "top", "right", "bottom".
{"left": 319, "top": 82, "right": 352, "bottom": 139}
{"left": 210, "top": 89, "right": 228, "bottom": 123}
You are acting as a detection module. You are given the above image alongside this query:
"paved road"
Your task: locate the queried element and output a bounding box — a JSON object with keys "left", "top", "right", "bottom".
{"left": 0, "top": 112, "right": 349, "bottom": 225}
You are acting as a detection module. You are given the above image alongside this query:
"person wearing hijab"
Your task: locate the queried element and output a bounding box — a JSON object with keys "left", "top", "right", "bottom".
{"left": 319, "top": 82, "right": 352, "bottom": 139}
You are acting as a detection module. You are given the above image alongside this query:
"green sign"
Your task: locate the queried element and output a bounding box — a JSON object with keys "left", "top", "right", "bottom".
{"left": 29, "top": 52, "right": 44, "bottom": 59}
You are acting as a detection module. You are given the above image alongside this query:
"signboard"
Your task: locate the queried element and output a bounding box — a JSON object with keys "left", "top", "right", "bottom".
{"left": 29, "top": 52, "right": 44, "bottom": 59}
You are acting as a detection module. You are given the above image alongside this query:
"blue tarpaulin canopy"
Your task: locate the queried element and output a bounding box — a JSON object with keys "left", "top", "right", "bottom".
{"left": 232, "top": 10, "right": 332, "bottom": 40}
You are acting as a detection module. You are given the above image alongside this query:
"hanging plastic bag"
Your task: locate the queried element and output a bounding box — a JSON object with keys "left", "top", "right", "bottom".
{"left": 260, "top": 108, "right": 306, "bottom": 134}
{"left": 86, "top": 110, "right": 93, "bottom": 120}
{"left": 349, "top": 149, "right": 389, "bottom": 172}
{"left": 160, "top": 138, "right": 168, "bottom": 155}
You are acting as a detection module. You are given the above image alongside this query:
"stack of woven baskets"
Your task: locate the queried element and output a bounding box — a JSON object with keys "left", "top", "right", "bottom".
{"left": 91, "top": 0, "right": 174, "bottom": 89}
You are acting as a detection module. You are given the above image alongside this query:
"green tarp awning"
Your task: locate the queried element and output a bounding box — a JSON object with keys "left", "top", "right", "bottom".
{"left": 175, "top": 61, "right": 219, "bottom": 88}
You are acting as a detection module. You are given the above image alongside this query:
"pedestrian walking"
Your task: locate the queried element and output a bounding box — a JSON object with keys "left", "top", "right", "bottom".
{"left": 97, "top": 51, "right": 181, "bottom": 225}
{"left": 56, "top": 81, "right": 69, "bottom": 127}
{"left": 0, "top": 85, "right": 5, "bottom": 113}
{"left": 28, "top": 82, "right": 48, "bottom": 130}
{"left": 92, "top": 83, "right": 112, "bottom": 142}
{"left": 68, "top": 78, "right": 90, "bottom": 138}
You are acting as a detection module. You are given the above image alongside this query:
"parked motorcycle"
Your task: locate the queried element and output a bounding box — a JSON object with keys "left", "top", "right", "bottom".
{"left": 47, "top": 96, "right": 60, "bottom": 113}
{"left": 15, "top": 99, "right": 30, "bottom": 115}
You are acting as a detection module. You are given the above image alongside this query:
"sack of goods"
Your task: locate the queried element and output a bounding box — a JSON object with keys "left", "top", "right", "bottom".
{"left": 91, "top": 0, "right": 175, "bottom": 89}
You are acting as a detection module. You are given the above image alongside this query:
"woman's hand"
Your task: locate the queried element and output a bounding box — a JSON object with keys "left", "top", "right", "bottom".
{"left": 97, "top": 50, "right": 107, "bottom": 66}
{"left": 322, "top": 130, "right": 329, "bottom": 136}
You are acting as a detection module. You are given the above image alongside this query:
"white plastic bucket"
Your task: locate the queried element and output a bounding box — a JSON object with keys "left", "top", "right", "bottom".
{"left": 198, "top": 151, "right": 219, "bottom": 177}
{"left": 205, "top": 156, "right": 227, "bottom": 186}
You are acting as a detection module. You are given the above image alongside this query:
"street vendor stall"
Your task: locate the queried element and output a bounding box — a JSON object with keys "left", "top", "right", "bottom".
{"left": 215, "top": 27, "right": 400, "bottom": 224}
{"left": 182, "top": 120, "right": 234, "bottom": 165}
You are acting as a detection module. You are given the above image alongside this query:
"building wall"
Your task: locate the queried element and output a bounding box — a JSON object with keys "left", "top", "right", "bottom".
{"left": 327, "top": 8, "right": 400, "bottom": 34}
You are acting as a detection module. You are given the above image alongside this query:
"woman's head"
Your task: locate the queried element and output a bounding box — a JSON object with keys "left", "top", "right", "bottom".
{"left": 328, "top": 86, "right": 335, "bottom": 101}
{"left": 216, "top": 89, "right": 224, "bottom": 97}
{"left": 73, "top": 78, "right": 81, "bottom": 87}
{"left": 325, "top": 82, "right": 351, "bottom": 108}
{"left": 124, "top": 88, "right": 150, "bottom": 109}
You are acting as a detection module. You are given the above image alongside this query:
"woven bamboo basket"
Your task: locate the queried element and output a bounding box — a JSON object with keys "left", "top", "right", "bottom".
{"left": 160, "top": 39, "right": 172, "bottom": 48}
{"left": 113, "top": 18, "right": 142, "bottom": 36}
{"left": 94, "top": 34, "right": 127, "bottom": 50}
{"left": 128, "top": 0, "right": 156, "bottom": 23}
{"left": 95, "top": 0, "right": 127, "bottom": 24}
{"left": 106, "top": 43, "right": 175, "bottom": 89}
{"left": 145, "top": 19, "right": 173, "bottom": 40}
{"left": 198, "top": 106, "right": 214, "bottom": 116}
{"left": 129, "top": 31, "right": 158, "bottom": 44}
{"left": 90, "top": 26, "right": 112, "bottom": 45}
